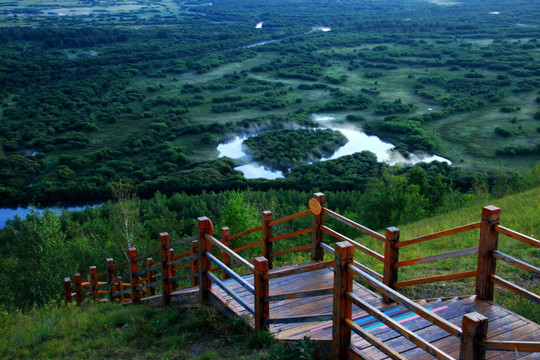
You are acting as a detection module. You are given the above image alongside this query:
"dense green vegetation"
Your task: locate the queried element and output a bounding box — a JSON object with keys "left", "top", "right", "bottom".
{"left": 243, "top": 129, "right": 347, "bottom": 170}
{"left": 1, "top": 163, "right": 539, "bottom": 310}
{"left": 0, "top": 0, "right": 538, "bottom": 206}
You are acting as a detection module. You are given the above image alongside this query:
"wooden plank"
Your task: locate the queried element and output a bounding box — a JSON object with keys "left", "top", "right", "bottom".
{"left": 273, "top": 244, "right": 312, "bottom": 257}
{"left": 493, "top": 251, "right": 540, "bottom": 277}
{"left": 208, "top": 271, "right": 254, "bottom": 314}
{"left": 394, "top": 271, "right": 477, "bottom": 288}
{"left": 206, "top": 252, "right": 255, "bottom": 294}
{"left": 347, "top": 291, "right": 456, "bottom": 360}
{"left": 266, "top": 314, "right": 333, "bottom": 324}
{"left": 396, "top": 247, "right": 478, "bottom": 268}
{"left": 228, "top": 225, "right": 263, "bottom": 241}
{"left": 265, "top": 260, "right": 334, "bottom": 280}
{"left": 482, "top": 341, "right": 540, "bottom": 353}
{"left": 205, "top": 234, "right": 255, "bottom": 271}
{"left": 346, "top": 318, "right": 408, "bottom": 360}
{"left": 269, "top": 209, "right": 312, "bottom": 227}
{"left": 492, "top": 275, "right": 540, "bottom": 304}
{"left": 323, "top": 208, "right": 386, "bottom": 242}
{"left": 322, "top": 225, "right": 385, "bottom": 262}
{"left": 269, "top": 227, "right": 312, "bottom": 243}
{"left": 265, "top": 287, "right": 333, "bottom": 302}
{"left": 348, "top": 264, "right": 463, "bottom": 338}
{"left": 495, "top": 225, "right": 540, "bottom": 248}
{"left": 397, "top": 222, "right": 481, "bottom": 248}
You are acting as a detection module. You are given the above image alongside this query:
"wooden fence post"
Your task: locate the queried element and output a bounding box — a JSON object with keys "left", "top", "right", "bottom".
{"left": 160, "top": 232, "right": 172, "bottom": 306}
{"left": 460, "top": 312, "right": 488, "bottom": 360}
{"left": 254, "top": 256, "right": 269, "bottom": 331}
{"left": 64, "top": 277, "right": 72, "bottom": 304}
{"left": 89, "top": 266, "right": 98, "bottom": 300}
{"left": 198, "top": 217, "right": 214, "bottom": 304}
{"left": 191, "top": 240, "right": 199, "bottom": 286}
{"left": 221, "top": 227, "right": 231, "bottom": 279}
{"left": 74, "top": 273, "right": 83, "bottom": 305}
{"left": 333, "top": 241, "right": 354, "bottom": 360}
{"left": 312, "top": 192, "right": 326, "bottom": 262}
{"left": 262, "top": 211, "right": 274, "bottom": 269}
{"left": 129, "top": 247, "right": 141, "bottom": 304}
{"left": 106, "top": 258, "right": 115, "bottom": 302}
{"left": 146, "top": 258, "right": 155, "bottom": 296}
{"left": 476, "top": 206, "right": 501, "bottom": 301}
{"left": 383, "top": 226, "right": 400, "bottom": 304}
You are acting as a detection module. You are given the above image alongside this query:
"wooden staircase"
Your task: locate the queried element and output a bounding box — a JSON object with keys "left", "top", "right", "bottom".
{"left": 63, "top": 194, "right": 540, "bottom": 360}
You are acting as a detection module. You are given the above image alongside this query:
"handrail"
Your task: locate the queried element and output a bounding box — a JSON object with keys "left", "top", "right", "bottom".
{"left": 167, "top": 235, "right": 197, "bottom": 249}
{"left": 495, "top": 225, "right": 540, "bottom": 248}
{"left": 491, "top": 275, "right": 540, "bottom": 304}
{"left": 493, "top": 250, "right": 540, "bottom": 276}
{"left": 134, "top": 264, "right": 161, "bottom": 278}
{"left": 208, "top": 272, "right": 254, "bottom": 314}
{"left": 345, "top": 318, "right": 407, "bottom": 360}
{"left": 348, "top": 263, "right": 462, "bottom": 338}
{"left": 269, "top": 227, "right": 312, "bottom": 243}
{"left": 206, "top": 252, "right": 254, "bottom": 294}
{"left": 482, "top": 340, "right": 540, "bottom": 352}
{"left": 134, "top": 248, "right": 160, "bottom": 262}
{"left": 321, "top": 225, "right": 385, "bottom": 262}
{"left": 228, "top": 225, "right": 263, "bottom": 242}
{"left": 397, "top": 222, "right": 481, "bottom": 248}
{"left": 205, "top": 234, "right": 255, "bottom": 271}
{"left": 273, "top": 244, "right": 312, "bottom": 257}
{"left": 347, "top": 291, "right": 456, "bottom": 360}
{"left": 396, "top": 247, "right": 478, "bottom": 268}
{"left": 232, "top": 240, "right": 263, "bottom": 254}
{"left": 268, "top": 209, "right": 312, "bottom": 227}
{"left": 112, "top": 262, "right": 129, "bottom": 271}
{"left": 323, "top": 208, "right": 386, "bottom": 242}
{"left": 394, "top": 271, "right": 477, "bottom": 288}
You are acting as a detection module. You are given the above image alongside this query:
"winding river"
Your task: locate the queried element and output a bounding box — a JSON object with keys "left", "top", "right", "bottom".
{"left": 217, "top": 114, "right": 451, "bottom": 179}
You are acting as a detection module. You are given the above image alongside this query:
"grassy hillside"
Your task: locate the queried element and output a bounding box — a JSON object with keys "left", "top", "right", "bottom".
{"left": 0, "top": 301, "right": 317, "bottom": 360}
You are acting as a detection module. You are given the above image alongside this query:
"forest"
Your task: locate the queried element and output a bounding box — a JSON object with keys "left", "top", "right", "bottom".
{"left": 0, "top": 0, "right": 538, "bottom": 207}
{"left": 0, "top": 0, "right": 539, "bottom": 309}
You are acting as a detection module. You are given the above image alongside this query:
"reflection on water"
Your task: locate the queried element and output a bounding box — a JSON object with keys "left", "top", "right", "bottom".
{"left": 218, "top": 114, "right": 451, "bottom": 180}
{"left": 0, "top": 205, "right": 93, "bottom": 229}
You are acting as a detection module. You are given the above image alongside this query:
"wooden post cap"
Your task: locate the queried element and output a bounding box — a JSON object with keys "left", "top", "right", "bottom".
{"left": 309, "top": 198, "right": 322, "bottom": 215}
{"left": 262, "top": 211, "right": 273, "bottom": 220}
{"left": 197, "top": 216, "right": 214, "bottom": 235}
{"left": 481, "top": 206, "right": 501, "bottom": 221}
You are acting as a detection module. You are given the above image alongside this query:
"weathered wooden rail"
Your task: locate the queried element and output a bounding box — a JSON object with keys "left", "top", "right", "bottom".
{"left": 64, "top": 193, "right": 540, "bottom": 359}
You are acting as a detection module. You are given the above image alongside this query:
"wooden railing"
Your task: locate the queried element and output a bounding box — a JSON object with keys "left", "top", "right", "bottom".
{"left": 63, "top": 193, "right": 539, "bottom": 359}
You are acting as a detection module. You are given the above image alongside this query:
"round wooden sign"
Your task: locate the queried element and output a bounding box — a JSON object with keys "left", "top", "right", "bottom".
{"left": 309, "top": 198, "right": 322, "bottom": 215}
